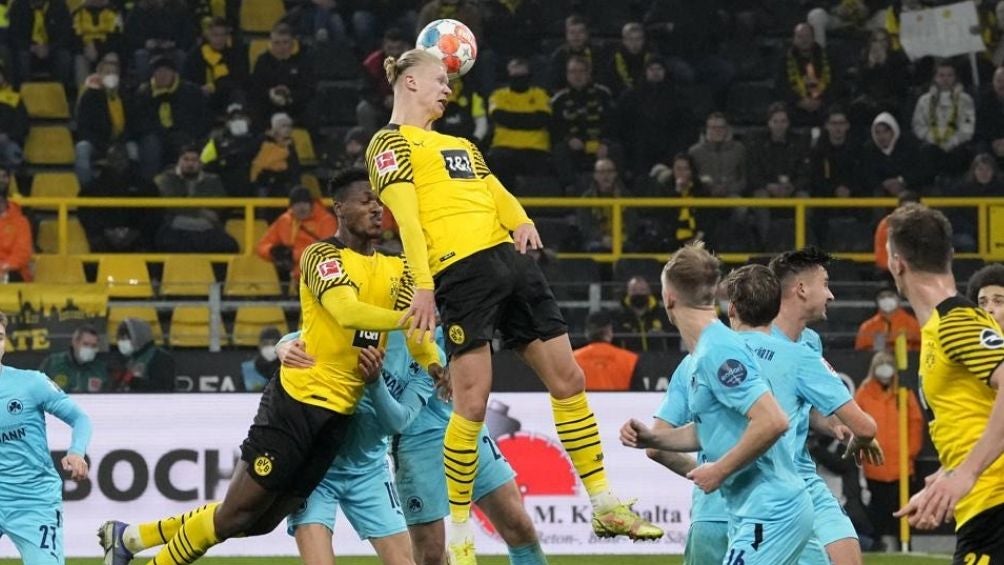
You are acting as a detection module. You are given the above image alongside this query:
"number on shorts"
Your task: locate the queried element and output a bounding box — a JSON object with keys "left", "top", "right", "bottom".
{"left": 482, "top": 436, "right": 503, "bottom": 461}
{"left": 384, "top": 481, "right": 401, "bottom": 510}
{"left": 964, "top": 553, "right": 990, "bottom": 565}
{"left": 38, "top": 525, "right": 57, "bottom": 549}
{"left": 726, "top": 548, "right": 746, "bottom": 565}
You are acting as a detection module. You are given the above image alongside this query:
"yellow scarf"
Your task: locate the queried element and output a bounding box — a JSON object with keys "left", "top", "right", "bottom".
{"left": 928, "top": 89, "right": 961, "bottom": 147}
{"left": 674, "top": 182, "right": 696, "bottom": 242}
{"left": 31, "top": 5, "right": 48, "bottom": 45}
{"left": 200, "top": 43, "right": 230, "bottom": 89}
{"left": 786, "top": 47, "right": 831, "bottom": 100}
{"left": 0, "top": 86, "right": 21, "bottom": 108}
{"left": 151, "top": 76, "right": 180, "bottom": 129}
{"left": 107, "top": 91, "right": 124, "bottom": 138}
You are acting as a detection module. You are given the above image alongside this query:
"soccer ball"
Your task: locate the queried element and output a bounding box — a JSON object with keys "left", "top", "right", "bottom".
{"left": 416, "top": 18, "right": 478, "bottom": 79}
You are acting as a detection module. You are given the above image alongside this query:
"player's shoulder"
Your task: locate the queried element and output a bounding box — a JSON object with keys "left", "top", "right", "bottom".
{"left": 368, "top": 125, "right": 410, "bottom": 147}
{"left": 937, "top": 295, "right": 994, "bottom": 325}
{"left": 303, "top": 238, "right": 344, "bottom": 260}
{"left": 3, "top": 366, "right": 57, "bottom": 393}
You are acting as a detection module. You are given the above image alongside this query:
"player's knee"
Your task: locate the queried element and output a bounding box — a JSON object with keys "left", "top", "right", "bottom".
{"left": 496, "top": 510, "right": 538, "bottom": 547}
{"left": 547, "top": 362, "right": 585, "bottom": 400}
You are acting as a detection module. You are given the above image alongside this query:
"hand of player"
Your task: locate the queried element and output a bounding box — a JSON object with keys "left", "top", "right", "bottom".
{"left": 619, "top": 418, "right": 653, "bottom": 449}
{"left": 358, "top": 346, "right": 385, "bottom": 383}
{"left": 61, "top": 454, "right": 89, "bottom": 481}
{"left": 431, "top": 363, "right": 452, "bottom": 401}
{"left": 400, "top": 288, "right": 437, "bottom": 343}
{"left": 830, "top": 423, "right": 852, "bottom": 442}
{"left": 842, "top": 436, "right": 884, "bottom": 466}
{"left": 513, "top": 223, "right": 542, "bottom": 254}
{"left": 894, "top": 487, "right": 934, "bottom": 528}
{"left": 276, "top": 339, "right": 315, "bottom": 368}
{"left": 687, "top": 463, "right": 725, "bottom": 493}
{"left": 913, "top": 468, "right": 976, "bottom": 527}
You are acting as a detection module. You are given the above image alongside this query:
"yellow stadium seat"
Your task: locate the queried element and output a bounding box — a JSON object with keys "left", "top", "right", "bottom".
{"left": 292, "top": 128, "right": 316, "bottom": 166}
{"left": 24, "top": 126, "right": 74, "bottom": 165}
{"left": 21, "top": 82, "right": 70, "bottom": 119}
{"left": 232, "top": 305, "right": 288, "bottom": 346}
{"left": 301, "top": 173, "right": 321, "bottom": 198}
{"left": 240, "top": 0, "right": 284, "bottom": 33}
{"left": 36, "top": 217, "right": 91, "bottom": 254}
{"left": 224, "top": 218, "right": 269, "bottom": 253}
{"left": 107, "top": 306, "right": 163, "bottom": 344}
{"left": 96, "top": 256, "right": 153, "bottom": 298}
{"left": 248, "top": 38, "right": 270, "bottom": 70}
{"left": 31, "top": 172, "right": 81, "bottom": 210}
{"left": 224, "top": 255, "right": 281, "bottom": 297}
{"left": 33, "top": 255, "right": 86, "bottom": 284}
{"left": 160, "top": 255, "right": 216, "bottom": 297}
{"left": 169, "top": 306, "right": 215, "bottom": 348}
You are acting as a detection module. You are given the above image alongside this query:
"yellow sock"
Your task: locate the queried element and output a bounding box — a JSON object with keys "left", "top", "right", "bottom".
{"left": 144, "top": 502, "right": 220, "bottom": 565}
{"left": 132, "top": 503, "right": 217, "bottom": 551}
{"left": 444, "top": 412, "right": 482, "bottom": 524}
{"left": 552, "top": 392, "right": 609, "bottom": 496}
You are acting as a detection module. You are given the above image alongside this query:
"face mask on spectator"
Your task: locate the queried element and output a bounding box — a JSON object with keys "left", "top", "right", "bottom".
{"left": 101, "top": 73, "right": 119, "bottom": 90}
{"left": 874, "top": 363, "right": 895, "bottom": 383}
{"left": 259, "top": 345, "right": 277, "bottom": 362}
{"left": 117, "top": 339, "right": 134, "bottom": 356}
{"left": 510, "top": 75, "right": 530, "bottom": 92}
{"left": 228, "top": 119, "right": 249, "bottom": 136}
{"left": 629, "top": 295, "right": 649, "bottom": 309}
{"left": 878, "top": 296, "right": 898, "bottom": 314}
{"left": 77, "top": 346, "right": 98, "bottom": 363}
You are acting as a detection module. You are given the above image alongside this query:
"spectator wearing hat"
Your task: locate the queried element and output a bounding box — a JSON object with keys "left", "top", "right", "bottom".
{"left": 109, "top": 317, "right": 175, "bottom": 392}
{"left": 241, "top": 327, "right": 281, "bottom": 392}
{"left": 133, "top": 55, "right": 209, "bottom": 179}
{"left": 9, "top": 0, "right": 73, "bottom": 87}
{"left": 0, "top": 63, "right": 28, "bottom": 169}
{"left": 256, "top": 185, "right": 336, "bottom": 284}
{"left": 250, "top": 112, "right": 300, "bottom": 203}
{"left": 182, "top": 17, "right": 247, "bottom": 116}
{"left": 75, "top": 56, "right": 130, "bottom": 186}
{"left": 124, "top": 0, "right": 195, "bottom": 82}
{"left": 201, "top": 103, "right": 260, "bottom": 197}
{"left": 486, "top": 57, "right": 552, "bottom": 190}
{"left": 154, "top": 144, "right": 238, "bottom": 253}
{"left": 249, "top": 23, "right": 314, "bottom": 129}
{"left": 573, "top": 310, "right": 638, "bottom": 391}
{"left": 855, "top": 287, "right": 921, "bottom": 352}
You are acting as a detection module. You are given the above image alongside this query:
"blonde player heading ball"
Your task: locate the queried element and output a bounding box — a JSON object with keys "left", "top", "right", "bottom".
{"left": 367, "top": 20, "right": 662, "bottom": 565}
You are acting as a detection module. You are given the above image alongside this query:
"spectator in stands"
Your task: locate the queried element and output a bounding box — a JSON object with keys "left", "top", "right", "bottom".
{"left": 124, "top": 0, "right": 195, "bottom": 81}
{"left": 618, "top": 56, "right": 695, "bottom": 178}
{"left": 551, "top": 55, "right": 616, "bottom": 190}
{"left": 71, "top": 0, "right": 124, "bottom": 87}
{"left": 860, "top": 112, "right": 926, "bottom": 196}
{"left": 75, "top": 56, "right": 129, "bottom": 186}
{"left": 953, "top": 153, "right": 1004, "bottom": 248}
{"left": 645, "top": 153, "right": 705, "bottom": 247}
{"left": 747, "top": 102, "right": 810, "bottom": 246}
{"left": 615, "top": 276, "right": 670, "bottom": 352}
{"left": 320, "top": 125, "right": 367, "bottom": 176}
{"left": 9, "top": 0, "right": 72, "bottom": 87}
{"left": 256, "top": 185, "right": 336, "bottom": 283}
{"left": 854, "top": 350, "right": 924, "bottom": 551}
{"left": 0, "top": 168, "right": 31, "bottom": 282}
{"left": 241, "top": 327, "right": 280, "bottom": 392}
{"left": 416, "top": 0, "right": 483, "bottom": 42}
{"left": 182, "top": 17, "right": 247, "bottom": 116}
{"left": 603, "top": 23, "right": 657, "bottom": 98}
{"left": 357, "top": 27, "right": 407, "bottom": 134}
{"left": 968, "top": 263, "right": 1004, "bottom": 327}
{"left": 435, "top": 77, "right": 487, "bottom": 144}
{"left": 854, "top": 287, "right": 921, "bottom": 352}
{"left": 807, "top": 0, "right": 878, "bottom": 48}
{"left": 573, "top": 310, "right": 638, "bottom": 391}
{"left": 487, "top": 57, "right": 552, "bottom": 190}
{"left": 810, "top": 106, "right": 862, "bottom": 198}
{"left": 201, "top": 103, "right": 259, "bottom": 197}
{"left": 643, "top": 1, "right": 734, "bottom": 99}
{"left": 850, "top": 29, "right": 908, "bottom": 130}
{"left": 777, "top": 23, "right": 835, "bottom": 127}
{"left": 481, "top": 0, "right": 545, "bottom": 63}
{"left": 548, "top": 14, "right": 604, "bottom": 91}
{"left": 154, "top": 144, "right": 238, "bottom": 253}
{"left": 110, "top": 318, "right": 175, "bottom": 392}
{"left": 577, "top": 158, "right": 628, "bottom": 252}
{"left": 249, "top": 23, "right": 315, "bottom": 129}
{"left": 883, "top": 0, "right": 924, "bottom": 52}
{"left": 0, "top": 63, "right": 29, "bottom": 169}
{"left": 874, "top": 190, "right": 920, "bottom": 273}
{"left": 976, "top": 66, "right": 1004, "bottom": 168}
{"left": 78, "top": 143, "right": 159, "bottom": 252}
{"left": 283, "top": 0, "right": 351, "bottom": 48}
{"left": 188, "top": 0, "right": 238, "bottom": 33}
{"left": 133, "top": 55, "right": 209, "bottom": 179}
{"left": 911, "top": 59, "right": 975, "bottom": 176}
{"left": 39, "top": 324, "right": 108, "bottom": 393}
{"left": 688, "top": 111, "right": 746, "bottom": 197}
{"left": 250, "top": 112, "right": 300, "bottom": 201}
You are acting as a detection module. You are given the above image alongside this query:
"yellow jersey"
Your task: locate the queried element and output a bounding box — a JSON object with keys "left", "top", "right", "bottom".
{"left": 365, "top": 124, "right": 531, "bottom": 286}
{"left": 919, "top": 296, "right": 1004, "bottom": 528}
{"left": 281, "top": 238, "right": 416, "bottom": 414}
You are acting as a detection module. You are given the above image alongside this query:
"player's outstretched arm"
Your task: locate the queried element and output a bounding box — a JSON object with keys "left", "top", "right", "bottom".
{"left": 620, "top": 418, "right": 699, "bottom": 452}
{"left": 41, "top": 376, "right": 92, "bottom": 481}
{"left": 379, "top": 183, "right": 437, "bottom": 340}
{"left": 645, "top": 419, "right": 699, "bottom": 477}
{"left": 831, "top": 401, "right": 884, "bottom": 465}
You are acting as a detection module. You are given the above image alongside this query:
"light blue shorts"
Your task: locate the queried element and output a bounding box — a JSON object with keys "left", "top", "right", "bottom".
{"left": 684, "top": 520, "right": 728, "bottom": 565}
{"left": 725, "top": 494, "right": 814, "bottom": 565}
{"left": 394, "top": 428, "right": 516, "bottom": 525}
{"left": 0, "top": 500, "right": 63, "bottom": 564}
{"left": 286, "top": 462, "right": 406, "bottom": 540}
{"left": 806, "top": 474, "right": 858, "bottom": 546}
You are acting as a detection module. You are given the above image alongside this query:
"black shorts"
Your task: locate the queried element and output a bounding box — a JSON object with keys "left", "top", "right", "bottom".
{"left": 434, "top": 242, "right": 567, "bottom": 357}
{"left": 954, "top": 503, "right": 1004, "bottom": 564}
{"left": 239, "top": 376, "right": 351, "bottom": 498}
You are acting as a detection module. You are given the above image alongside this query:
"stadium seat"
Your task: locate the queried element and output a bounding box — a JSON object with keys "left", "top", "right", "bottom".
{"left": 613, "top": 258, "right": 664, "bottom": 284}
{"left": 224, "top": 218, "right": 269, "bottom": 253}
{"left": 30, "top": 172, "right": 81, "bottom": 209}
{"left": 301, "top": 173, "right": 321, "bottom": 198}
{"left": 96, "top": 256, "right": 154, "bottom": 298}
{"left": 224, "top": 255, "right": 281, "bottom": 297}
{"left": 315, "top": 82, "right": 361, "bottom": 126}
{"left": 107, "top": 306, "right": 163, "bottom": 344}
{"left": 36, "top": 217, "right": 91, "bottom": 254}
{"left": 546, "top": 258, "right": 600, "bottom": 301}
{"left": 20, "top": 82, "right": 69, "bottom": 119}
{"left": 33, "top": 255, "right": 86, "bottom": 284}
{"left": 233, "top": 305, "right": 288, "bottom": 346}
{"left": 292, "top": 128, "right": 316, "bottom": 166}
{"left": 24, "top": 126, "right": 75, "bottom": 165}
{"left": 240, "top": 0, "right": 284, "bottom": 33}
{"left": 160, "top": 255, "right": 216, "bottom": 297}
{"left": 169, "top": 306, "right": 214, "bottom": 348}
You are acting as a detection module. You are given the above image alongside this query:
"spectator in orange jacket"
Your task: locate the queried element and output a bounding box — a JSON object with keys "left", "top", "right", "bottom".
{"left": 854, "top": 287, "right": 921, "bottom": 352}
{"left": 256, "top": 185, "right": 336, "bottom": 283}
{"left": 853, "top": 351, "right": 923, "bottom": 548}
{"left": 874, "top": 190, "right": 920, "bottom": 272}
{"left": 0, "top": 169, "right": 32, "bottom": 282}
{"left": 573, "top": 310, "right": 638, "bottom": 390}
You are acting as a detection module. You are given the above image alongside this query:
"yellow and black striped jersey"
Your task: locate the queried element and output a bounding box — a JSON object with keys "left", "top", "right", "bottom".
{"left": 919, "top": 295, "right": 1004, "bottom": 528}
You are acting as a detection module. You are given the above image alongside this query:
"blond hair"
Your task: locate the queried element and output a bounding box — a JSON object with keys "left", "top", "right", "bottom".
{"left": 384, "top": 48, "right": 444, "bottom": 86}
{"left": 661, "top": 241, "right": 721, "bottom": 307}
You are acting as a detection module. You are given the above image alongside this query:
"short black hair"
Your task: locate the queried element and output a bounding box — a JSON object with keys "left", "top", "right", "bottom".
{"left": 725, "top": 264, "right": 781, "bottom": 327}
{"left": 178, "top": 143, "right": 201, "bottom": 157}
{"left": 73, "top": 323, "right": 100, "bottom": 340}
{"left": 898, "top": 190, "right": 921, "bottom": 206}
{"left": 208, "top": 16, "right": 229, "bottom": 29}
{"left": 769, "top": 246, "right": 832, "bottom": 283}
{"left": 585, "top": 310, "right": 612, "bottom": 342}
{"left": 328, "top": 167, "right": 371, "bottom": 201}
{"left": 967, "top": 264, "right": 1004, "bottom": 303}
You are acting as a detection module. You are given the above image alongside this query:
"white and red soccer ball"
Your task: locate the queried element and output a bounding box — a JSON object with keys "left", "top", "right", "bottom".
{"left": 416, "top": 18, "right": 478, "bottom": 79}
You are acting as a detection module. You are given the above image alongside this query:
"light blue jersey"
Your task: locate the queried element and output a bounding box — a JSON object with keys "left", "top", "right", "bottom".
{"left": 771, "top": 325, "right": 823, "bottom": 355}
{"left": 393, "top": 329, "right": 452, "bottom": 451}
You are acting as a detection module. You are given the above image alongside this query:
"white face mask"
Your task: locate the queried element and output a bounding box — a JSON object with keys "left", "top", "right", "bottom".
{"left": 77, "top": 346, "right": 98, "bottom": 364}
{"left": 228, "top": 119, "right": 249, "bottom": 136}
{"left": 877, "top": 296, "right": 899, "bottom": 314}
{"left": 259, "top": 345, "right": 277, "bottom": 362}
{"left": 117, "top": 339, "right": 134, "bottom": 356}
{"left": 101, "top": 73, "right": 119, "bottom": 90}
{"left": 874, "top": 363, "right": 895, "bottom": 382}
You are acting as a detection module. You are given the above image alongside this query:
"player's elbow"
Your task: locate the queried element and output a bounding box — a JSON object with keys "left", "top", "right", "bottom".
{"left": 765, "top": 410, "right": 790, "bottom": 440}
{"left": 645, "top": 447, "right": 662, "bottom": 462}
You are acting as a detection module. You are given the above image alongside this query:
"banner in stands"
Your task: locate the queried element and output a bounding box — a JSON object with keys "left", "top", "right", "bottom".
{"left": 899, "top": 1, "right": 985, "bottom": 60}
{"left": 4, "top": 393, "right": 690, "bottom": 558}
{"left": 0, "top": 284, "right": 108, "bottom": 352}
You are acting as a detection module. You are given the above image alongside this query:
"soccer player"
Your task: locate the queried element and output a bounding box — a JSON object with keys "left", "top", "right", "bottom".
{"left": 98, "top": 169, "right": 444, "bottom": 565}
{"left": 967, "top": 263, "right": 1004, "bottom": 327}
{"left": 725, "top": 264, "right": 883, "bottom": 564}
{"left": 367, "top": 48, "right": 660, "bottom": 562}
{"left": 886, "top": 204, "right": 1004, "bottom": 564}
{"left": 0, "top": 310, "right": 92, "bottom": 565}
{"left": 620, "top": 243, "right": 813, "bottom": 565}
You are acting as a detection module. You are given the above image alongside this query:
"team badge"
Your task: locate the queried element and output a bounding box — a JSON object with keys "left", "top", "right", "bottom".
{"left": 253, "top": 455, "right": 273, "bottom": 477}
{"left": 448, "top": 324, "right": 465, "bottom": 344}
{"left": 54, "top": 374, "right": 69, "bottom": 389}
{"left": 980, "top": 328, "right": 1004, "bottom": 349}
{"left": 407, "top": 496, "right": 424, "bottom": 514}
{"left": 317, "top": 259, "right": 342, "bottom": 280}
{"left": 716, "top": 359, "right": 748, "bottom": 387}
{"left": 6, "top": 399, "right": 22, "bottom": 415}
{"left": 375, "top": 150, "right": 399, "bottom": 175}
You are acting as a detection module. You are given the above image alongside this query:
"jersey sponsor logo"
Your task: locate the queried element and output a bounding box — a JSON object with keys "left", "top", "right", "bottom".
{"left": 375, "top": 150, "right": 399, "bottom": 175}
{"left": 0, "top": 427, "right": 25, "bottom": 443}
{"left": 440, "top": 149, "right": 475, "bottom": 179}
{"left": 716, "top": 359, "right": 748, "bottom": 387}
{"left": 448, "top": 324, "right": 466, "bottom": 345}
{"left": 980, "top": 328, "right": 1004, "bottom": 349}
{"left": 352, "top": 329, "right": 381, "bottom": 349}
{"left": 253, "top": 455, "right": 273, "bottom": 477}
{"left": 317, "top": 259, "right": 343, "bottom": 280}
{"left": 6, "top": 398, "right": 22, "bottom": 415}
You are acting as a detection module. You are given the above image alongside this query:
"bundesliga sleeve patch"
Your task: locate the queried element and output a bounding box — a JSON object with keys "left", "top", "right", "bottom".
{"left": 317, "top": 259, "right": 343, "bottom": 280}
{"left": 375, "top": 150, "right": 399, "bottom": 175}
{"left": 980, "top": 328, "right": 1004, "bottom": 349}
{"left": 717, "top": 359, "right": 748, "bottom": 387}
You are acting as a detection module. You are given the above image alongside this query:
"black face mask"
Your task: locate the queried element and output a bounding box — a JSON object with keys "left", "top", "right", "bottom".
{"left": 510, "top": 75, "right": 531, "bottom": 92}
{"left": 181, "top": 171, "right": 199, "bottom": 180}
{"left": 629, "top": 295, "right": 649, "bottom": 309}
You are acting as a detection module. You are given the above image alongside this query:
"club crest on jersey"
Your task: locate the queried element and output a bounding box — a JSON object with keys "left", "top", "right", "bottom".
{"left": 375, "top": 150, "right": 398, "bottom": 175}
{"left": 253, "top": 455, "right": 273, "bottom": 477}
{"left": 6, "top": 399, "right": 22, "bottom": 415}
{"left": 980, "top": 328, "right": 1004, "bottom": 349}
{"left": 317, "top": 259, "right": 342, "bottom": 280}
{"left": 717, "top": 359, "right": 748, "bottom": 387}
